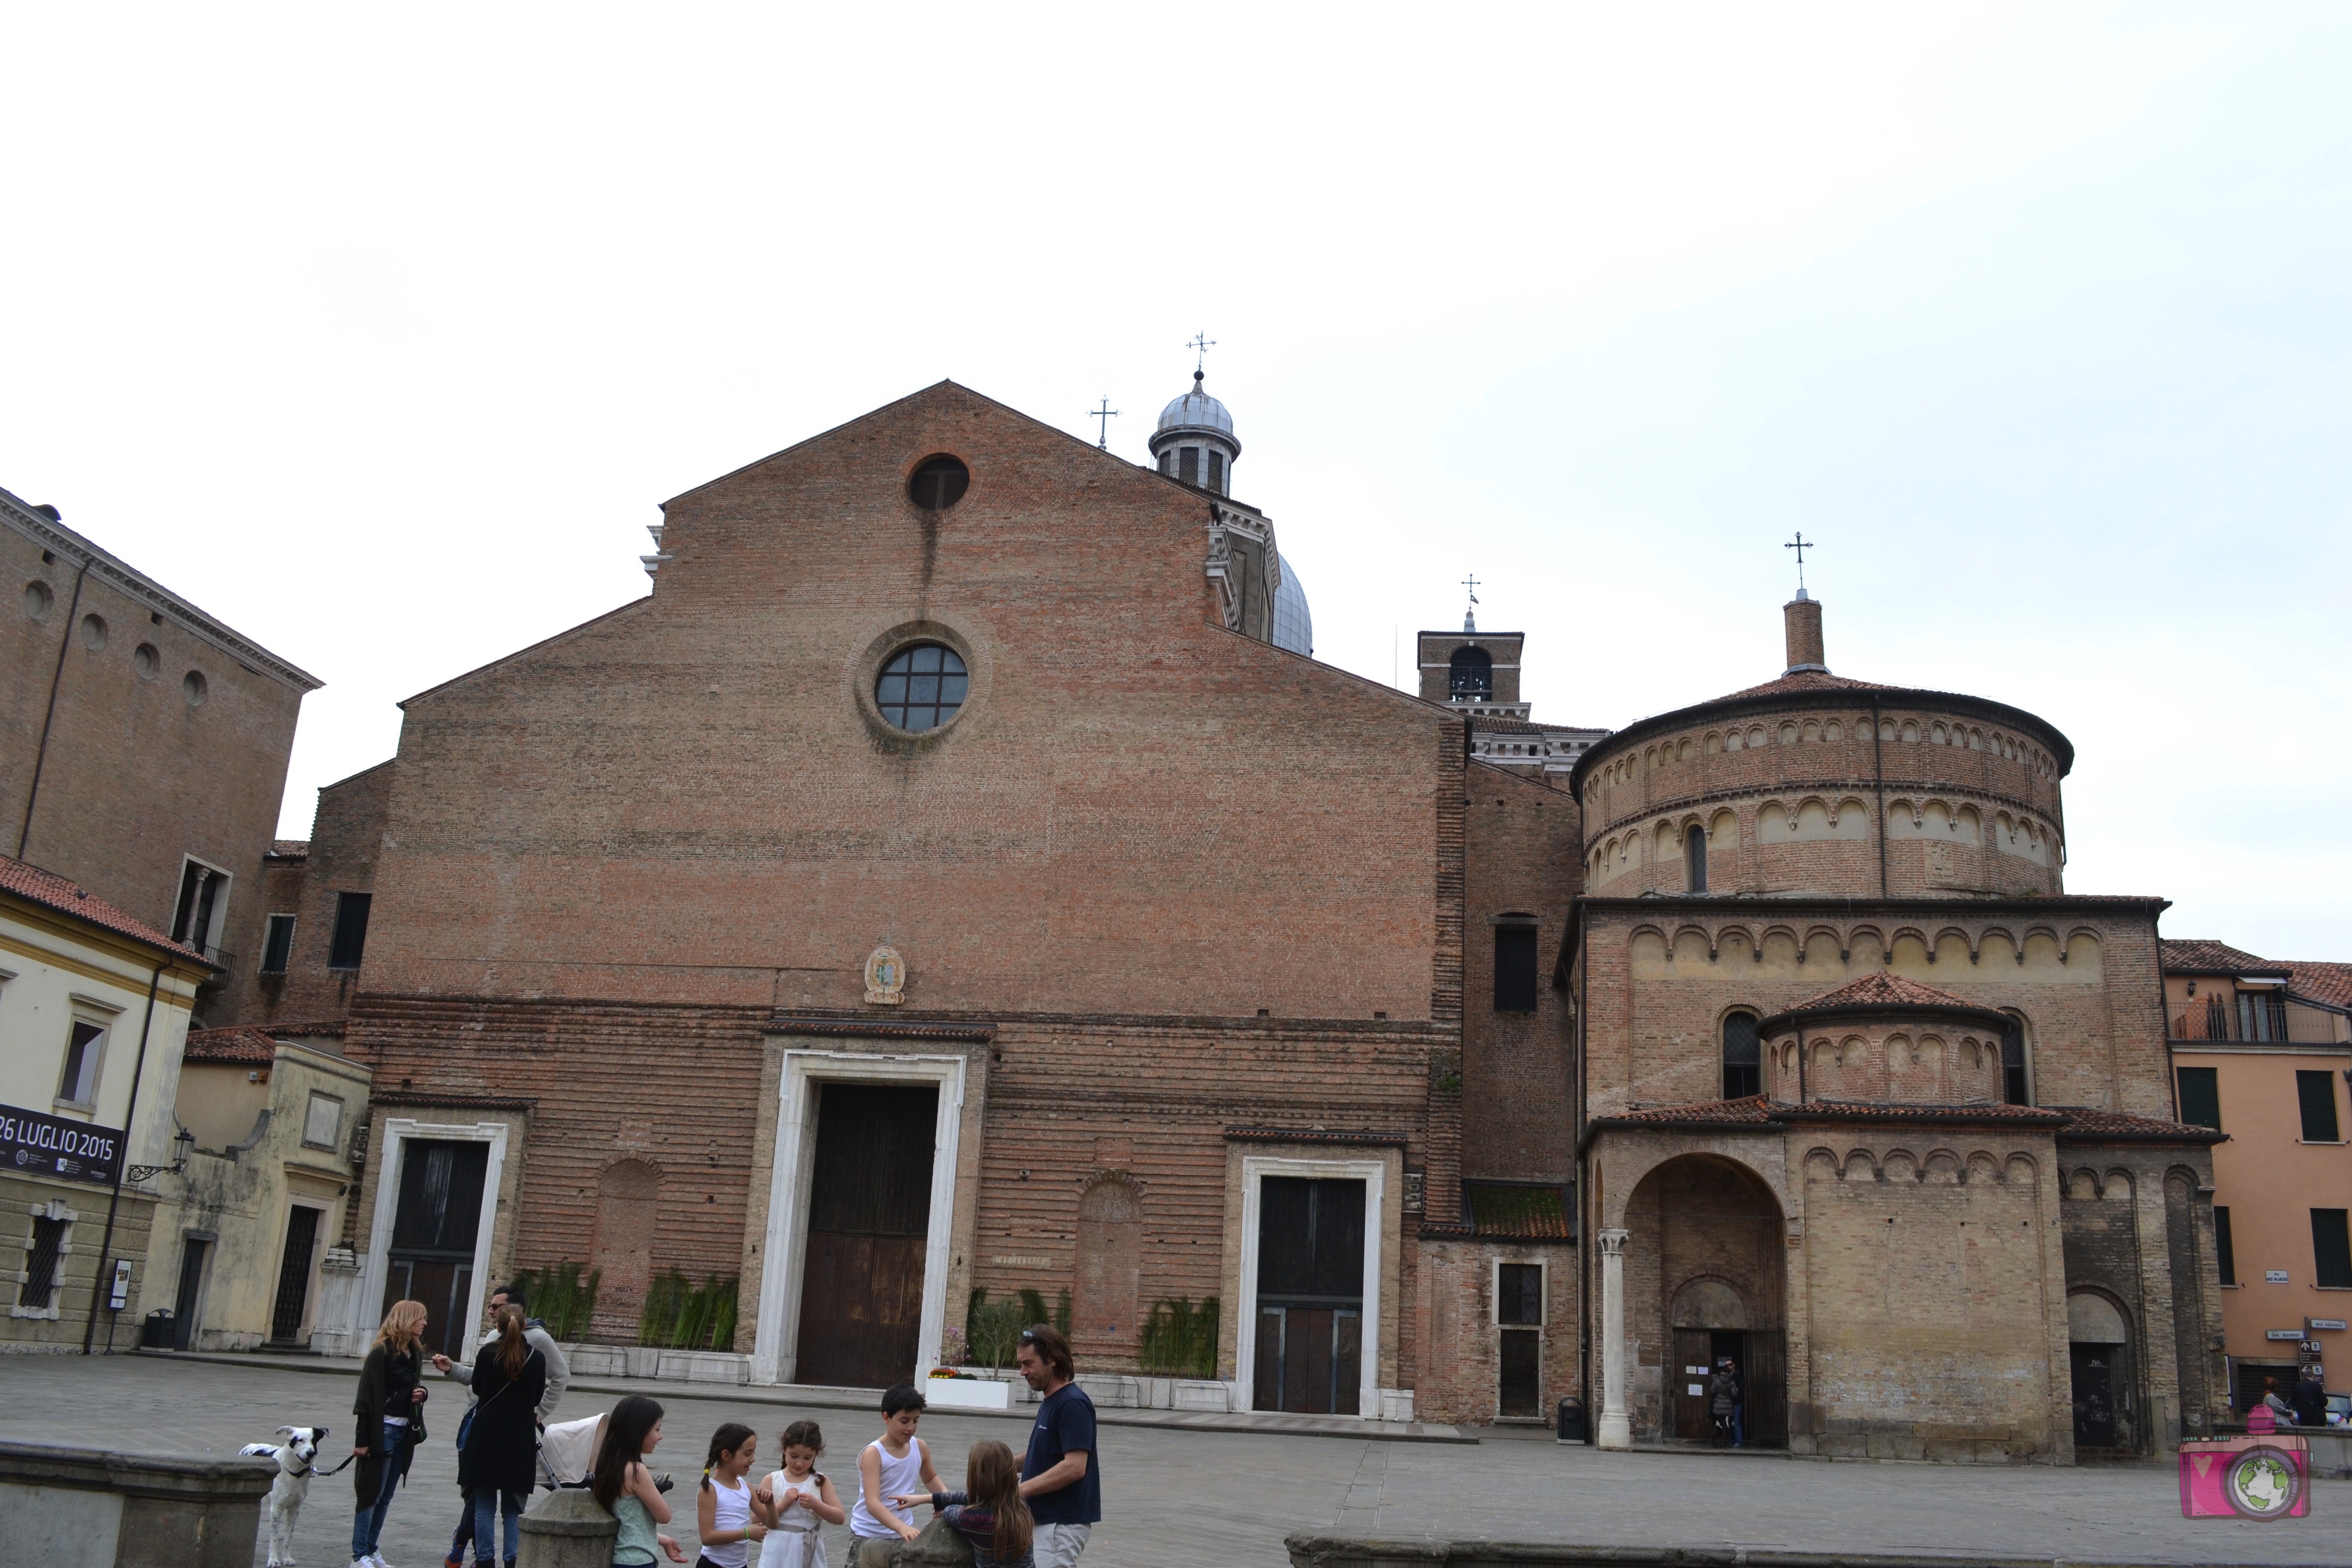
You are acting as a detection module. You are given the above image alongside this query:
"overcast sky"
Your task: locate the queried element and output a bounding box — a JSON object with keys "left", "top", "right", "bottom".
{"left": 6, "top": 5, "right": 2346, "bottom": 959}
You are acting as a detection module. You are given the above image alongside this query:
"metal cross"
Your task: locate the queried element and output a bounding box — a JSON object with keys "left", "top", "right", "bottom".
{"left": 1188, "top": 331, "right": 1216, "bottom": 373}
{"left": 1090, "top": 398, "right": 1119, "bottom": 450}
{"left": 1785, "top": 531, "right": 1815, "bottom": 591}
{"left": 1461, "top": 572, "right": 1481, "bottom": 607}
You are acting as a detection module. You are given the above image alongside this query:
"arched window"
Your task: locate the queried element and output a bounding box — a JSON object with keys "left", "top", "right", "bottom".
{"left": 1722, "top": 1011, "right": 1761, "bottom": 1099}
{"left": 876, "top": 643, "right": 969, "bottom": 732}
{"left": 2001, "top": 1017, "right": 2031, "bottom": 1105}
{"left": 1449, "top": 646, "right": 1492, "bottom": 699}
{"left": 1685, "top": 824, "right": 1708, "bottom": 893}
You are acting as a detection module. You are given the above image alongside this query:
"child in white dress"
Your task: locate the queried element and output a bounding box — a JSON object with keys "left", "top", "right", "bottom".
{"left": 757, "top": 1419, "right": 846, "bottom": 1568}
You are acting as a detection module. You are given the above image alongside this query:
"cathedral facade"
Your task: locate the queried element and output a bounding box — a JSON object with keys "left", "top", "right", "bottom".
{"left": 330, "top": 377, "right": 2226, "bottom": 1456}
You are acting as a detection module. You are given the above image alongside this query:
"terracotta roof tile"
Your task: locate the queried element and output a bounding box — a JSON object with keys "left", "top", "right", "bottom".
{"left": 1784, "top": 972, "right": 1982, "bottom": 1014}
{"left": 266, "top": 840, "right": 310, "bottom": 862}
{"left": 1592, "top": 1096, "right": 1776, "bottom": 1126}
{"left": 1591, "top": 1096, "right": 2219, "bottom": 1140}
{"left": 182, "top": 1026, "right": 281, "bottom": 1065}
{"left": 2161, "top": 939, "right": 2281, "bottom": 974}
{"left": 1465, "top": 1183, "right": 1572, "bottom": 1239}
{"left": 269, "top": 1017, "right": 349, "bottom": 1038}
{"left": 2284, "top": 962, "right": 2352, "bottom": 1011}
{"left": 1780, "top": 1098, "right": 2067, "bottom": 1126}
{"left": 1711, "top": 669, "right": 1898, "bottom": 702}
{"left": 0, "top": 855, "right": 205, "bottom": 963}
{"left": 2050, "top": 1106, "right": 2229, "bottom": 1144}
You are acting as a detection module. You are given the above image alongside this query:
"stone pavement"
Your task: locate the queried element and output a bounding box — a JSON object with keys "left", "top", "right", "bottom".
{"left": 0, "top": 1355, "right": 2337, "bottom": 1567}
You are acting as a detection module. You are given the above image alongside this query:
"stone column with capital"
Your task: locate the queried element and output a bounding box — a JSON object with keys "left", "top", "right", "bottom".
{"left": 1597, "top": 1227, "right": 1632, "bottom": 1450}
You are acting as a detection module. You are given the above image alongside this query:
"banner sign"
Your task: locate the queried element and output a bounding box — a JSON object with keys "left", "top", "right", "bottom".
{"left": 0, "top": 1103, "right": 125, "bottom": 1187}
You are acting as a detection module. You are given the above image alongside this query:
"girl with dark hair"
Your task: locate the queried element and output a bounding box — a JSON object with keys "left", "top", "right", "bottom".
{"left": 758, "top": 1420, "right": 844, "bottom": 1567}
{"left": 894, "top": 1437, "right": 1035, "bottom": 1567}
{"left": 594, "top": 1395, "right": 688, "bottom": 1565}
{"left": 460, "top": 1305, "right": 548, "bottom": 1568}
{"left": 694, "top": 1423, "right": 766, "bottom": 1568}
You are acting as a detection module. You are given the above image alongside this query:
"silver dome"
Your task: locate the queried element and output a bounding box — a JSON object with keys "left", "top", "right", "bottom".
{"left": 1272, "top": 553, "right": 1313, "bottom": 657}
{"left": 1157, "top": 376, "right": 1235, "bottom": 441}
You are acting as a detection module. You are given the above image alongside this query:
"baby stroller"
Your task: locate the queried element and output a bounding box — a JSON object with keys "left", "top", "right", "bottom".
{"left": 538, "top": 1412, "right": 671, "bottom": 1494}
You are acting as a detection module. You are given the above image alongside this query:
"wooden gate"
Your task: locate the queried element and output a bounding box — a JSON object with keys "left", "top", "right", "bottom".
{"left": 796, "top": 1084, "right": 937, "bottom": 1388}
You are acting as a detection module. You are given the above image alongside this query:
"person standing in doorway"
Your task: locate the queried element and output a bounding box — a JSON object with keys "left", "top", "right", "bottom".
{"left": 1723, "top": 1356, "right": 1745, "bottom": 1448}
{"left": 1015, "top": 1325, "right": 1099, "bottom": 1568}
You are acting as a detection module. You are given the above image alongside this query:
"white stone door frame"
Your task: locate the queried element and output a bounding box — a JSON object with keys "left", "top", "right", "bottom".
{"left": 752, "top": 1049, "right": 966, "bottom": 1388}
{"left": 1233, "top": 1154, "right": 1386, "bottom": 1418}
{"left": 356, "top": 1119, "right": 508, "bottom": 1350}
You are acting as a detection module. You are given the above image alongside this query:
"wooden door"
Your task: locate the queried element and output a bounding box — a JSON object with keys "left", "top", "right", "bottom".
{"left": 270, "top": 1206, "right": 320, "bottom": 1343}
{"left": 1498, "top": 1328, "right": 1541, "bottom": 1418}
{"left": 796, "top": 1084, "right": 937, "bottom": 1388}
{"left": 383, "top": 1139, "right": 487, "bottom": 1359}
{"left": 173, "top": 1239, "right": 210, "bottom": 1350}
{"left": 1672, "top": 1328, "right": 1713, "bottom": 1440}
{"left": 1744, "top": 1329, "right": 1788, "bottom": 1447}
{"left": 1254, "top": 1178, "right": 1366, "bottom": 1413}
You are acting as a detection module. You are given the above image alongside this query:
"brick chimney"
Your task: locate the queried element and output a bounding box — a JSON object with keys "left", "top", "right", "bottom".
{"left": 1784, "top": 593, "right": 1826, "bottom": 674}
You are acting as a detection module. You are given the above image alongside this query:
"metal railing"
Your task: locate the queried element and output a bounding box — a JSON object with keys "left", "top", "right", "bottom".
{"left": 2171, "top": 993, "right": 2346, "bottom": 1044}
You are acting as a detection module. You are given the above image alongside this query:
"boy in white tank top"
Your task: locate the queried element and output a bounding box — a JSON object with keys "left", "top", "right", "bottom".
{"left": 848, "top": 1384, "right": 945, "bottom": 1567}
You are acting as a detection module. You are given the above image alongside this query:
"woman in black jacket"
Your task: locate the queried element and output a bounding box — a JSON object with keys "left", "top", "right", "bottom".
{"left": 352, "top": 1298, "right": 430, "bottom": 1567}
{"left": 461, "top": 1304, "right": 549, "bottom": 1568}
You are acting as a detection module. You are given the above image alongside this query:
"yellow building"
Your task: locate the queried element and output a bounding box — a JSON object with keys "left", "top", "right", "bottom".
{"left": 143, "top": 1025, "right": 371, "bottom": 1351}
{"left": 2164, "top": 940, "right": 2352, "bottom": 1409}
{"left": 0, "top": 854, "right": 209, "bottom": 1352}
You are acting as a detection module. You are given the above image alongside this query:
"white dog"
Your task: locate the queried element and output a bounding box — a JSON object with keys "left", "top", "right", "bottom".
{"left": 240, "top": 1426, "right": 329, "bottom": 1567}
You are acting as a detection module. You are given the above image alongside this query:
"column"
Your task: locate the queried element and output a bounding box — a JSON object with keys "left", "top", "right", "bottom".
{"left": 1598, "top": 1227, "right": 1631, "bottom": 1450}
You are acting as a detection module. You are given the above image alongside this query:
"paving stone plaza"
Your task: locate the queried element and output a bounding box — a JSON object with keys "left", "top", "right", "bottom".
{"left": 0, "top": 1355, "right": 2336, "bottom": 1567}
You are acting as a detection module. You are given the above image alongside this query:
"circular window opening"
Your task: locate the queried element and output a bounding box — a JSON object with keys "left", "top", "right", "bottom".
{"left": 133, "top": 643, "right": 159, "bottom": 680}
{"left": 908, "top": 455, "right": 970, "bottom": 511}
{"left": 23, "top": 580, "right": 53, "bottom": 622}
{"left": 182, "top": 669, "right": 208, "bottom": 706}
{"left": 875, "top": 643, "right": 968, "bottom": 732}
{"left": 80, "top": 612, "right": 108, "bottom": 651}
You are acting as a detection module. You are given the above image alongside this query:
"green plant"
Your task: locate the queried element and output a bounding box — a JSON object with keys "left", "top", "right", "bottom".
{"left": 637, "top": 1269, "right": 740, "bottom": 1350}
{"left": 1139, "top": 1296, "right": 1220, "bottom": 1379}
{"left": 1054, "top": 1289, "right": 1071, "bottom": 1337}
{"left": 1017, "top": 1287, "right": 1049, "bottom": 1330}
{"left": 510, "top": 1262, "right": 599, "bottom": 1342}
{"left": 967, "top": 1291, "right": 1024, "bottom": 1370}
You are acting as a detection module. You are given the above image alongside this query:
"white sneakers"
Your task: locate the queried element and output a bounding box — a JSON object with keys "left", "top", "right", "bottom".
{"left": 349, "top": 1555, "right": 390, "bottom": 1568}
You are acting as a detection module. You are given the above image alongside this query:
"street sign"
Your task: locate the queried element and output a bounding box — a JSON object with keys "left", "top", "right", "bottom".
{"left": 2267, "top": 1270, "right": 2291, "bottom": 1284}
{"left": 2267, "top": 1329, "right": 2305, "bottom": 1340}
{"left": 2309, "top": 1319, "right": 2347, "bottom": 1332}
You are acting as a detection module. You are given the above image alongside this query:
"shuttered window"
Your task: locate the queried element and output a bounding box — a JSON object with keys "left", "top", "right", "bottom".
{"left": 2298, "top": 1070, "right": 2340, "bottom": 1142}
{"left": 2177, "top": 1067, "right": 2221, "bottom": 1132}
{"left": 1493, "top": 924, "right": 1538, "bottom": 1013}
{"left": 2314, "top": 1209, "right": 2352, "bottom": 1290}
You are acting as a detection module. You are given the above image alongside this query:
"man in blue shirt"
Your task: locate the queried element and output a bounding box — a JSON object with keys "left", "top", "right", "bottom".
{"left": 1016, "top": 1324, "right": 1099, "bottom": 1567}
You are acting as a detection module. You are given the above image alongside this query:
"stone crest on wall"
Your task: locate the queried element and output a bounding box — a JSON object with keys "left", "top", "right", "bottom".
{"left": 864, "top": 944, "right": 906, "bottom": 1006}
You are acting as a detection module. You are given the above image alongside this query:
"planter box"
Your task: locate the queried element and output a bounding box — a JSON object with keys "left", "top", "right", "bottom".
{"left": 659, "top": 1351, "right": 750, "bottom": 1385}
{"left": 926, "top": 1377, "right": 1014, "bottom": 1410}
{"left": 1171, "top": 1380, "right": 1232, "bottom": 1413}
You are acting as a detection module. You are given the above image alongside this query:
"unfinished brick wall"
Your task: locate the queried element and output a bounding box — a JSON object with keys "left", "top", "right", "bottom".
{"left": 226, "top": 759, "right": 394, "bottom": 1028}
{"left": 1461, "top": 760, "right": 1580, "bottom": 1183}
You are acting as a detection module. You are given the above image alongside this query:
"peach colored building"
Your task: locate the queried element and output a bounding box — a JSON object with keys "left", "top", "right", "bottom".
{"left": 2164, "top": 941, "right": 2352, "bottom": 1408}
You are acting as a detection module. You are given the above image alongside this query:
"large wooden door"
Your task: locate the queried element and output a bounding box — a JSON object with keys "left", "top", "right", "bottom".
{"left": 382, "top": 1139, "right": 488, "bottom": 1360}
{"left": 796, "top": 1084, "right": 937, "bottom": 1389}
{"left": 1744, "top": 1329, "right": 1787, "bottom": 1447}
{"left": 1671, "top": 1328, "right": 1713, "bottom": 1440}
{"left": 1253, "top": 1177, "right": 1365, "bottom": 1414}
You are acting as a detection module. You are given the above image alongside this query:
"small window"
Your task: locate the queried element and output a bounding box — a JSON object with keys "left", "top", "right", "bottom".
{"left": 59, "top": 1019, "right": 106, "bottom": 1106}
{"left": 1448, "top": 646, "right": 1492, "bottom": 699}
{"left": 875, "top": 643, "right": 969, "bottom": 733}
{"left": 1207, "top": 449, "right": 1226, "bottom": 493}
{"left": 2178, "top": 1067, "right": 2221, "bottom": 1131}
{"left": 2215, "top": 1205, "right": 2237, "bottom": 1285}
{"left": 1178, "top": 446, "right": 1200, "bottom": 484}
{"left": 328, "top": 892, "right": 373, "bottom": 971}
{"left": 1685, "top": 823, "right": 1708, "bottom": 894}
{"left": 1157, "top": 450, "right": 1172, "bottom": 476}
{"left": 2001, "top": 1021, "right": 2030, "bottom": 1106}
{"left": 19, "top": 1216, "right": 66, "bottom": 1309}
{"left": 302, "top": 1092, "right": 344, "bottom": 1151}
{"left": 2314, "top": 1209, "right": 2352, "bottom": 1289}
{"left": 906, "top": 455, "right": 969, "bottom": 510}
{"left": 1723, "top": 1012, "right": 1761, "bottom": 1099}
{"left": 2298, "top": 1070, "right": 2341, "bottom": 1142}
{"left": 171, "top": 859, "right": 229, "bottom": 955}
{"left": 259, "top": 914, "right": 296, "bottom": 975}
{"left": 1498, "top": 1262, "right": 1543, "bottom": 1325}
{"left": 1493, "top": 923, "right": 1537, "bottom": 1013}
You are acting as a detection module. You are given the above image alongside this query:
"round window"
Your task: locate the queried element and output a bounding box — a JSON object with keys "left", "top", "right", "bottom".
{"left": 908, "top": 455, "right": 969, "bottom": 511}
{"left": 875, "top": 643, "right": 967, "bottom": 732}
{"left": 182, "top": 669, "right": 208, "bottom": 706}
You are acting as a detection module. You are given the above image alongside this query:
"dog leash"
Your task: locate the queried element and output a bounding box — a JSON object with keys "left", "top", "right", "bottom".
{"left": 298, "top": 1454, "right": 358, "bottom": 1478}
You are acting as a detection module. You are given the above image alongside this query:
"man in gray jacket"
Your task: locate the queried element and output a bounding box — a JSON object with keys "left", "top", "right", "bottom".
{"left": 432, "top": 1283, "right": 571, "bottom": 1563}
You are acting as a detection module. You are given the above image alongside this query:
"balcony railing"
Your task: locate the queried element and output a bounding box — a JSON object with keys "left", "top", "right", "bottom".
{"left": 2171, "top": 993, "right": 2346, "bottom": 1044}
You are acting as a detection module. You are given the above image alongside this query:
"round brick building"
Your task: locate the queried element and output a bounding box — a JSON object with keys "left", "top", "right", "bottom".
{"left": 1569, "top": 596, "right": 2072, "bottom": 901}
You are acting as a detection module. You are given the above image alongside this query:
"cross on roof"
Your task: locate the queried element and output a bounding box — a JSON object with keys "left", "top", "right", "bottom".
{"left": 1188, "top": 331, "right": 1216, "bottom": 374}
{"left": 1090, "top": 398, "right": 1119, "bottom": 450}
{"left": 1785, "top": 531, "right": 1815, "bottom": 592}
{"left": 1461, "top": 572, "right": 1480, "bottom": 632}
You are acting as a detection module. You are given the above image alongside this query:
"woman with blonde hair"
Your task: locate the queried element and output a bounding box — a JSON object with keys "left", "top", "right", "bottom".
{"left": 349, "top": 1299, "right": 431, "bottom": 1568}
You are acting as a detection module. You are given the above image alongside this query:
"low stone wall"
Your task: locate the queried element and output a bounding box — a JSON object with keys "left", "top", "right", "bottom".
{"left": 1287, "top": 1540, "right": 2140, "bottom": 1568}
{"left": 0, "top": 1439, "right": 274, "bottom": 1568}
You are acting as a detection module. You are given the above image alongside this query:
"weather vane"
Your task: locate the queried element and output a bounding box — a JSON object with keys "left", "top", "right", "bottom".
{"left": 1462, "top": 572, "right": 1480, "bottom": 633}
{"left": 1785, "top": 531, "right": 1815, "bottom": 594}
{"left": 1188, "top": 331, "right": 1216, "bottom": 375}
{"left": 1090, "top": 398, "right": 1119, "bottom": 450}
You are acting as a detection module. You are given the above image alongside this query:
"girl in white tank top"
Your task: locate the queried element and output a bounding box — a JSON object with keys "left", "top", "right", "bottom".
{"left": 695, "top": 1424, "right": 765, "bottom": 1568}
{"left": 760, "top": 1421, "right": 846, "bottom": 1568}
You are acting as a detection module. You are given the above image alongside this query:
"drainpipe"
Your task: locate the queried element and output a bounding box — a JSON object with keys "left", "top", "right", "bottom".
{"left": 1870, "top": 699, "right": 1888, "bottom": 899}
{"left": 83, "top": 960, "right": 166, "bottom": 1353}
{"left": 18, "top": 548, "right": 92, "bottom": 860}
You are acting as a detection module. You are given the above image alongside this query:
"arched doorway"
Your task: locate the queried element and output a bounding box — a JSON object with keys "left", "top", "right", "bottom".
{"left": 1624, "top": 1154, "right": 1787, "bottom": 1446}
{"left": 2067, "top": 1291, "right": 2133, "bottom": 1453}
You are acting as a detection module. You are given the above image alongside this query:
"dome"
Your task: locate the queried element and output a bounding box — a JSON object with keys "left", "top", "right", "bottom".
{"left": 1156, "top": 373, "right": 1236, "bottom": 444}
{"left": 1272, "top": 554, "right": 1313, "bottom": 657}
